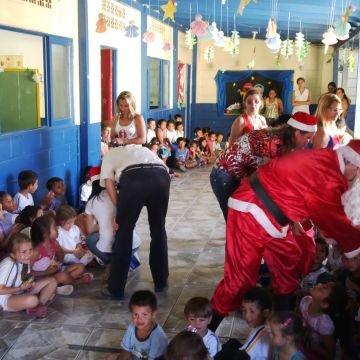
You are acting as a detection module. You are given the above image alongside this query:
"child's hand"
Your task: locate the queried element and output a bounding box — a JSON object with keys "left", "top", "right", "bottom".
{"left": 47, "top": 263, "right": 59, "bottom": 274}
{"left": 43, "top": 191, "right": 55, "bottom": 207}
{"left": 20, "top": 277, "right": 35, "bottom": 290}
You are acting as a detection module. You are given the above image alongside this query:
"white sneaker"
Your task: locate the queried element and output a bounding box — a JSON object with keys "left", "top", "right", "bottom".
{"left": 56, "top": 285, "right": 74, "bottom": 296}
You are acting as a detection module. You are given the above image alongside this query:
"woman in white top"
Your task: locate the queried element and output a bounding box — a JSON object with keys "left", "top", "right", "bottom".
{"left": 110, "top": 91, "right": 146, "bottom": 145}
{"left": 292, "top": 77, "right": 312, "bottom": 114}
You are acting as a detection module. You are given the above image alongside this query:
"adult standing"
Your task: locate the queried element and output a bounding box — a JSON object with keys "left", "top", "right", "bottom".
{"left": 292, "top": 77, "right": 311, "bottom": 114}
{"left": 336, "top": 88, "right": 351, "bottom": 120}
{"left": 210, "top": 112, "right": 317, "bottom": 220}
{"left": 110, "top": 91, "right": 146, "bottom": 145}
{"left": 210, "top": 140, "right": 360, "bottom": 329}
{"left": 100, "top": 145, "right": 170, "bottom": 298}
{"left": 263, "top": 89, "right": 284, "bottom": 126}
{"left": 311, "top": 93, "right": 342, "bottom": 149}
{"left": 228, "top": 89, "right": 267, "bottom": 146}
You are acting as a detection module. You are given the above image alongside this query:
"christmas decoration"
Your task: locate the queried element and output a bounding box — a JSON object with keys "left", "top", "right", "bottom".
{"left": 161, "top": 0, "right": 177, "bottom": 22}
{"left": 125, "top": 21, "right": 139, "bottom": 38}
{"left": 322, "top": 26, "right": 338, "bottom": 54}
{"left": 334, "top": 5, "right": 355, "bottom": 41}
{"left": 96, "top": 13, "right": 107, "bottom": 33}
{"left": 163, "top": 42, "right": 171, "bottom": 51}
{"left": 295, "top": 31, "right": 310, "bottom": 62}
{"left": 191, "top": 14, "right": 208, "bottom": 37}
{"left": 265, "top": 17, "right": 281, "bottom": 53}
{"left": 185, "top": 29, "right": 196, "bottom": 49}
{"left": 348, "top": 51, "right": 356, "bottom": 72}
{"left": 238, "top": 0, "right": 257, "bottom": 16}
{"left": 214, "top": 30, "right": 226, "bottom": 47}
{"left": 204, "top": 46, "right": 215, "bottom": 63}
{"left": 143, "top": 31, "right": 156, "bottom": 43}
{"left": 281, "top": 39, "right": 294, "bottom": 59}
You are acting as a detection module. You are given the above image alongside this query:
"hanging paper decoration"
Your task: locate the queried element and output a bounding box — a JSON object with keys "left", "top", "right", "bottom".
{"left": 209, "top": 21, "right": 219, "bottom": 40}
{"left": 294, "top": 30, "right": 310, "bottom": 62}
{"left": 204, "top": 46, "right": 215, "bottom": 63}
{"left": 275, "top": 50, "right": 282, "bottom": 66}
{"left": 247, "top": 31, "right": 257, "bottom": 68}
{"left": 191, "top": 14, "right": 208, "bottom": 37}
{"left": 280, "top": 39, "right": 294, "bottom": 59}
{"left": 238, "top": 0, "right": 257, "bottom": 16}
{"left": 322, "top": 26, "right": 338, "bottom": 54}
{"left": 247, "top": 60, "right": 255, "bottom": 69}
{"left": 265, "top": 18, "right": 281, "bottom": 53}
{"left": 214, "top": 30, "right": 226, "bottom": 47}
{"left": 334, "top": 5, "right": 355, "bottom": 41}
{"left": 96, "top": 13, "right": 107, "bottom": 33}
{"left": 163, "top": 42, "right": 172, "bottom": 51}
{"left": 224, "top": 31, "right": 240, "bottom": 55}
{"left": 161, "top": 0, "right": 177, "bottom": 22}
{"left": 125, "top": 21, "right": 139, "bottom": 38}
{"left": 198, "top": 23, "right": 213, "bottom": 41}
{"left": 348, "top": 51, "right": 355, "bottom": 72}
{"left": 185, "top": 29, "right": 197, "bottom": 49}
{"left": 223, "top": 37, "right": 233, "bottom": 52}
{"left": 143, "top": 31, "right": 156, "bottom": 43}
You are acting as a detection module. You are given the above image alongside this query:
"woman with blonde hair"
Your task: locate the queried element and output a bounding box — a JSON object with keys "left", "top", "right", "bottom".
{"left": 110, "top": 91, "right": 146, "bottom": 145}
{"left": 311, "top": 93, "right": 342, "bottom": 149}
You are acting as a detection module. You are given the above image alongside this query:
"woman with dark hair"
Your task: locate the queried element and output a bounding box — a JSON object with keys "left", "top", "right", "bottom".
{"left": 210, "top": 112, "right": 317, "bottom": 220}
{"left": 228, "top": 89, "right": 267, "bottom": 146}
{"left": 292, "top": 77, "right": 311, "bottom": 114}
{"left": 336, "top": 87, "right": 351, "bottom": 120}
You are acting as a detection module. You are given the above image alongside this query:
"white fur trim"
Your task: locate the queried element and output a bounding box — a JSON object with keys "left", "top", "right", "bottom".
{"left": 287, "top": 118, "right": 317, "bottom": 132}
{"left": 90, "top": 174, "right": 100, "bottom": 182}
{"left": 323, "top": 237, "right": 338, "bottom": 245}
{"left": 228, "top": 198, "right": 289, "bottom": 238}
{"left": 336, "top": 145, "right": 360, "bottom": 168}
{"left": 344, "top": 247, "right": 360, "bottom": 259}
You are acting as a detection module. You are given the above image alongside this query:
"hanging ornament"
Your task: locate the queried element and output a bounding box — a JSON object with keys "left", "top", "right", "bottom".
{"left": 247, "top": 60, "right": 255, "bottom": 69}
{"left": 185, "top": 29, "right": 197, "bottom": 49}
{"left": 238, "top": 0, "right": 257, "bottom": 16}
{"left": 209, "top": 21, "right": 219, "bottom": 40}
{"left": 198, "top": 23, "right": 212, "bottom": 40}
{"left": 204, "top": 46, "right": 215, "bottom": 63}
{"left": 265, "top": 17, "right": 281, "bottom": 53}
{"left": 161, "top": 0, "right": 177, "bottom": 22}
{"left": 322, "top": 26, "right": 338, "bottom": 54}
{"left": 295, "top": 30, "right": 310, "bottom": 63}
{"left": 280, "top": 39, "right": 294, "bottom": 59}
{"left": 214, "top": 30, "right": 226, "bottom": 47}
{"left": 143, "top": 31, "right": 156, "bottom": 43}
{"left": 227, "top": 30, "right": 240, "bottom": 55}
{"left": 348, "top": 51, "right": 355, "bottom": 72}
{"left": 275, "top": 50, "right": 282, "bottom": 66}
{"left": 334, "top": 5, "right": 355, "bottom": 41}
{"left": 125, "top": 21, "right": 139, "bottom": 38}
{"left": 163, "top": 42, "right": 172, "bottom": 51}
{"left": 96, "top": 13, "right": 107, "bottom": 33}
{"left": 191, "top": 14, "right": 208, "bottom": 37}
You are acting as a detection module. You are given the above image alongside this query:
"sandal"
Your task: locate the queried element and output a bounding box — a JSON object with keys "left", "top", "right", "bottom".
{"left": 81, "top": 272, "right": 94, "bottom": 283}
{"left": 56, "top": 285, "right": 74, "bottom": 296}
{"left": 26, "top": 305, "right": 48, "bottom": 318}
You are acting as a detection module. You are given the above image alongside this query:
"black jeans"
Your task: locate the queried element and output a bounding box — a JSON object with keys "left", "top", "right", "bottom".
{"left": 108, "top": 166, "right": 170, "bottom": 297}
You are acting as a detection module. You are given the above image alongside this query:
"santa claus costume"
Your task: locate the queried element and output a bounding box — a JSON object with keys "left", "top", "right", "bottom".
{"left": 211, "top": 140, "right": 360, "bottom": 319}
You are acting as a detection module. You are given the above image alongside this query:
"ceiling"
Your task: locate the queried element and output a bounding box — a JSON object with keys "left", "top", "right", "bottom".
{"left": 137, "top": 0, "right": 360, "bottom": 44}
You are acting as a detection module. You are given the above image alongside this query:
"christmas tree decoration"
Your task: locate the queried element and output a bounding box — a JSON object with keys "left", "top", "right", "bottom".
{"left": 161, "top": 0, "right": 177, "bottom": 22}
{"left": 191, "top": 14, "right": 208, "bottom": 37}
{"left": 322, "top": 26, "right": 338, "bottom": 54}
{"left": 348, "top": 51, "right": 356, "bottom": 72}
{"left": 214, "top": 30, "right": 226, "bottom": 47}
{"left": 96, "top": 13, "right": 107, "bottom": 33}
{"left": 294, "top": 31, "right": 310, "bottom": 62}
{"left": 238, "top": 0, "right": 257, "bottom": 16}
{"left": 204, "top": 46, "right": 215, "bottom": 63}
{"left": 275, "top": 50, "right": 282, "bottom": 66}
{"left": 125, "top": 21, "right": 139, "bottom": 38}
{"left": 265, "top": 17, "right": 281, "bottom": 53}
{"left": 334, "top": 5, "right": 355, "bottom": 41}
{"left": 143, "top": 31, "right": 156, "bottom": 43}
{"left": 280, "top": 39, "right": 294, "bottom": 59}
{"left": 185, "top": 29, "right": 197, "bottom": 49}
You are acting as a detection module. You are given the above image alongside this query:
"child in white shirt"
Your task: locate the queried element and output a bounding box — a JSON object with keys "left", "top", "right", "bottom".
{"left": 146, "top": 118, "right": 157, "bottom": 144}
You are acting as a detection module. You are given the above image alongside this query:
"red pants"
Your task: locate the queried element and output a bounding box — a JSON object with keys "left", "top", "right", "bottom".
{"left": 212, "top": 205, "right": 303, "bottom": 316}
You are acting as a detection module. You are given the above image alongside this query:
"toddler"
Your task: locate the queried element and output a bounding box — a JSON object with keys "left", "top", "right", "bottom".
{"left": 186, "top": 140, "right": 201, "bottom": 169}
{"left": 165, "top": 119, "right": 177, "bottom": 144}
{"left": 194, "top": 128, "right": 203, "bottom": 141}
{"left": 300, "top": 282, "right": 347, "bottom": 359}
{"left": 109, "top": 290, "right": 168, "bottom": 360}
{"left": 267, "top": 311, "right": 305, "bottom": 360}
{"left": 146, "top": 118, "right": 157, "bottom": 144}
{"left": 31, "top": 215, "right": 92, "bottom": 296}
{"left": 101, "top": 123, "right": 111, "bottom": 157}
{"left": 301, "top": 237, "right": 328, "bottom": 291}
{"left": 174, "top": 114, "right": 183, "bottom": 123}
{"left": 184, "top": 296, "right": 220, "bottom": 357}
{"left": 56, "top": 205, "right": 93, "bottom": 266}
{"left": 0, "top": 233, "right": 57, "bottom": 317}
{"left": 46, "top": 177, "right": 67, "bottom": 212}
{"left": 214, "top": 133, "right": 225, "bottom": 156}
{"left": 175, "top": 121, "right": 184, "bottom": 141}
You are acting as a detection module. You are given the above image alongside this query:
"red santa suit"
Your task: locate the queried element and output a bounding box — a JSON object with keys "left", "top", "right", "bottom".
{"left": 212, "top": 141, "right": 360, "bottom": 316}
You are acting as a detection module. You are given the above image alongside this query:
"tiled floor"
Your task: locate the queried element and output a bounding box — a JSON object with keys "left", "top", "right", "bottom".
{"left": 0, "top": 166, "right": 249, "bottom": 359}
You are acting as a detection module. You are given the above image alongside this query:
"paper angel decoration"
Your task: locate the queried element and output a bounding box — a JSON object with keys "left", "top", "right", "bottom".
{"left": 185, "top": 29, "right": 197, "bottom": 49}
{"left": 334, "top": 5, "right": 355, "bottom": 41}
{"left": 214, "top": 30, "right": 226, "bottom": 47}
{"left": 191, "top": 14, "right": 208, "bottom": 37}
{"left": 125, "top": 21, "right": 139, "bottom": 38}
{"left": 162, "top": 42, "right": 172, "bottom": 51}
{"left": 204, "top": 46, "right": 215, "bottom": 63}
{"left": 209, "top": 21, "right": 219, "bottom": 40}
{"left": 96, "top": 13, "right": 107, "bottom": 33}
{"left": 322, "top": 26, "right": 338, "bottom": 54}
{"left": 280, "top": 39, "right": 294, "bottom": 59}
{"left": 143, "top": 31, "right": 156, "bottom": 43}
{"left": 265, "top": 18, "right": 281, "bottom": 53}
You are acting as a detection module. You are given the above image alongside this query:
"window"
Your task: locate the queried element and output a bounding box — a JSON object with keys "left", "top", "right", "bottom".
{"left": 148, "top": 57, "right": 170, "bottom": 110}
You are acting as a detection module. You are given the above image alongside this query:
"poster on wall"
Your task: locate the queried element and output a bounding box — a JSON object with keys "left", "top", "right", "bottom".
{"left": 215, "top": 70, "right": 294, "bottom": 116}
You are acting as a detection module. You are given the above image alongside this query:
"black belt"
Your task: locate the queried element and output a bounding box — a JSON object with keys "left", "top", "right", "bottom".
{"left": 249, "top": 172, "right": 291, "bottom": 226}
{"left": 122, "top": 163, "right": 167, "bottom": 174}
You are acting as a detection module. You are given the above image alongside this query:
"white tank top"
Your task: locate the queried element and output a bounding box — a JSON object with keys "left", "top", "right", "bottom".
{"left": 115, "top": 117, "right": 137, "bottom": 139}
{"left": 292, "top": 88, "right": 310, "bottom": 114}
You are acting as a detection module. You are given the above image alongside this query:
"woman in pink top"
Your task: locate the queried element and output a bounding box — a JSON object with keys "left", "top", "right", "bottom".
{"left": 228, "top": 89, "right": 267, "bottom": 146}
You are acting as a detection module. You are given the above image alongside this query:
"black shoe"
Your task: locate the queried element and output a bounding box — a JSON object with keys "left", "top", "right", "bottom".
{"left": 101, "top": 286, "right": 124, "bottom": 300}
{"left": 154, "top": 283, "right": 168, "bottom": 293}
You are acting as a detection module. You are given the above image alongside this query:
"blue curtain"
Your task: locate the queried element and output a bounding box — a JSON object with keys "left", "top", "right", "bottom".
{"left": 215, "top": 70, "right": 294, "bottom": 116}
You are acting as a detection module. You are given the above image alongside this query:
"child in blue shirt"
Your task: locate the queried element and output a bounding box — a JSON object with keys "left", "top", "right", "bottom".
{"left": 46, "top": 177, "right": 67, "bottom": 212}
{"left": 109, "top": 290, "right": 168, "bottom": 360}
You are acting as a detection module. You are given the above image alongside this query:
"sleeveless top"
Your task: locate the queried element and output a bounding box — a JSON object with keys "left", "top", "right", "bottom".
{"left": 292, "top": 88, "right": 310, "bottom": 114}
{"left": 32, "top": 238, "right": 58, "bottom": 272}
{"left": 115, "top": 117, "right": 137, "bottom": 139}
{"left": 264, "top": 97, "right": 279, "bottom": 119}
{"left": 242, "top": 113, "right": 267, "bottom": 134}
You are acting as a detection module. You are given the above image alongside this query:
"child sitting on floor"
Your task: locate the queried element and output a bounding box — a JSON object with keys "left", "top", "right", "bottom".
{"left": 46, "top": 177, "right": 67, "bottom": 212}
{"left": 184, "top": 296, "right": 220, "bottom": 357}
{"left": 0, "top": 233, "right": 57, "bottom": 318}
{"left": 18, "top": 205, "right": 43, "bottom": 238}
{"left": 0, "top": 192, "right": 20, "bottom": 246}
{"left": 31, "top": 215, "right": 92, "bottom": 296}
{"left": 56, "top": 205, "right": 93, "bottom": 266}
{"left": 175, "top": 137, "right": 189, "bottom": 172}
{"left": 108, "top": 290, "right": 168, "bottom": 360}
{"left": 267, "top": 311, "right": 306, "bottom": 360}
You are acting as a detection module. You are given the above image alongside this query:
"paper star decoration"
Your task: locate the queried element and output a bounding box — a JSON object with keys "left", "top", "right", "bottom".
{"left": 161, "top": 0, "right": 177, "bottom": 22}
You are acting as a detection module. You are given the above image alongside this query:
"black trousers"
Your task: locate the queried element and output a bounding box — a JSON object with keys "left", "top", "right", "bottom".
{"left": 108, "top": 166, "right": 170, "bottom": 297}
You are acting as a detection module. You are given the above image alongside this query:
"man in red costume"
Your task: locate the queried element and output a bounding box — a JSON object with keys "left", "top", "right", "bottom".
{"left": 210, "top": 139, "right": 360, "bottom": 329}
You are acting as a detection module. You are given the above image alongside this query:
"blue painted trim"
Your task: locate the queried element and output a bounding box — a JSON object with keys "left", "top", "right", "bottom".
{"left": 333, "top": 48, "right": 339, "bottom": 84}
{"left": 0, "top": 24, "right": 70, "bottom": 39}
{"left": 141, "top": 10, "right": 148, "bottom": 114}
{"left": 78, "top": 0, "right": 90, "bottom": 173}
{"left": 186, "top": 64, "right": 191, "bottom": 138}
{"left": 172, "top": 27, "right": 178, "bottom": 111}
{"left": 43, "top": 37, "right": 50, "bottom": 127}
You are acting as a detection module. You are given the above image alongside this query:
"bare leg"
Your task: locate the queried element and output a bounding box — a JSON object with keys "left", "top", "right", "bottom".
{"left": 30, "top": 277, "right": 58, "bottom": 305}
{"left": 6, "top": 294, "right": 39, "bottom": 312}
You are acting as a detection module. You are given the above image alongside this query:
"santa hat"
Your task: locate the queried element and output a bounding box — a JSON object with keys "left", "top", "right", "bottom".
{"left": 287, "top": 112, "right": 317, "bottom": 132}
{"left": 89, "top": 166, "right": 101, "bottom": 182}
{"left": 337, "top": 139, "right": 360, "bottom": 168}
